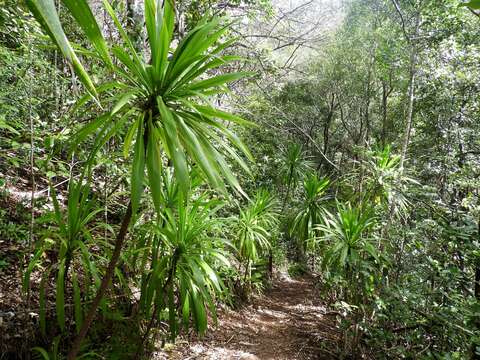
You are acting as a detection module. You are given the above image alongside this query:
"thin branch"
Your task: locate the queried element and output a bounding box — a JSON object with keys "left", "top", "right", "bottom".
{"left": 391, "top": 0, "right": 409, "bottom": 41}
{"left": 468, "top": 7, "right": 480, "bottom": 19}
{"left": 252, "top": 80, "right": 339, "bottom": 170}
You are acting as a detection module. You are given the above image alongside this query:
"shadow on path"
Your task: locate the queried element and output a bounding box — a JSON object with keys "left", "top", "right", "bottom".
{"left": 156, "top": 274, "right": 340, "bottom": 359}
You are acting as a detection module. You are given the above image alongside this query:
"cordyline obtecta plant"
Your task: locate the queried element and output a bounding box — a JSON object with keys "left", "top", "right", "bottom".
{"left": 26, "top": 0, "right": 253, "bottom": 357}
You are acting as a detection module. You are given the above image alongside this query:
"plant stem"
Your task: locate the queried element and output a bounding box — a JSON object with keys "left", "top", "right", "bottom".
{"left": 135, "top": 249, "right": 180, "bottom": 359}
{"left": 67, "top": 201, "right": 133, "bottom": 360}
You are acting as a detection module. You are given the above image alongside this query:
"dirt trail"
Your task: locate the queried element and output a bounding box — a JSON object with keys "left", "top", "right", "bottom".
{"left": 158, "top": 274, "right": 340, "bottom": 360}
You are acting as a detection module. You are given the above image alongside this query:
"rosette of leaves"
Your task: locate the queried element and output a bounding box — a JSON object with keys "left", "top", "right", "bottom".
{"left": 25, "top": 0, "right": 253, "bottom": 356}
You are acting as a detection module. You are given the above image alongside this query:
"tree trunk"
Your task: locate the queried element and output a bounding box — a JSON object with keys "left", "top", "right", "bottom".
{"left": 399, "top": 14, "right": 421, "bottom": 170}
{"left": 323, "top": 93, "right": 336, "bottom": 158}
{"left": 475, "top": 260, "right": 480, "bottom": 300}
{"left": 381, "top": 77, "right": 393, "bottom": 147}
{"left": 364, "top": 59, "right": 373, "bottom": 144}
{"left": 67, "top": 202, "right": 133, "bottom": 360}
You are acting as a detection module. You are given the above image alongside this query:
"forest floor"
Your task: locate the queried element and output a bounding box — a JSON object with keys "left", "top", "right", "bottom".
{"left": 0, "top": 181, "right": 342, "bottom": 359}
{"left": 155, "top": 273, "right": 341, "bottom": 360}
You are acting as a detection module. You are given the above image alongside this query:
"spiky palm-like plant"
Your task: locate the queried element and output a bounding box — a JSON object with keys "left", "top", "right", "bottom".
{"left": 137, "top": 176, "right": 230, "bottom": 345}
{"left": 363, "top": 145, "right": 414, "bottom": 216}
{"left": 290, "top": 174, "right": 329, "bottom": 261}
{"left": 235, "top": 189, "right": 278, "bottom": 286}
{"left": 24, "top": 174, "right": 102, "bottom": 337}
{"left": 320, "top": 203, "right": 378, "bottom": 273}
{"left": 279, "top": 143, "right": 313, "bottom": 210}
{"left": 317, "top": 203, "right": 379, "bottom": 335}
{"left": 26, "top": 1, "right": 253, "bottom": 357}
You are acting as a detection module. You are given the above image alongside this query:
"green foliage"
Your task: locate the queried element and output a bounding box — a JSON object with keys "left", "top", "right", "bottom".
{"left": 24, "top": 174, "right": 103, "bottom": 335}
{"left": 17, "top": 0, "right": 259, "bottom": 354}
{"left": 135, "top": 176, "right": 231, "bottom": 340}
{"left": 279, "top": 143, "right": 313, "bottom": 197}
{"left": 0, "top": 207, "right": 29, "bottom": 244}
{"left": 1, "top": 0, "right": 480, "bottom": 358}
{"left": 32, "top": 336, "right": 100, "bottom": 360}
{"left": 289, "top": 174, "right": 329, "bottom": 258}
{"left": 320, "top": 203, "right": 378, "bottom": 272}
{"left": 361, "top": 146, "right": 413, "bottom": 216}
{"left": 234, "top": 189, "right": 278, "bottom": 291}
{"left": 460, "top": 0, "right": 480, "bottom": 9}
{"left": 236, "top": 0, "right": 480, "bottom": 356}
{"left": 236, "top": 189, "right": 277, "bottom": 262}
{"left": 287, "top": 262, "right": 308, "bottom": 277}
{"left": 0, "top": 258, "right": 8, "bottom": 270}
{"left": 135, "top": 210, "right": 236, "bottom": 339}
{"left": 32, "top": 336, "right": 60, "bottom": 360}
{"left": 29, "top": 0, "right": 254, "bottom": 217}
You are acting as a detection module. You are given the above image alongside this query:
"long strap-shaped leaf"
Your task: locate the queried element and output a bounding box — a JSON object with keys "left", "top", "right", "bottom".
{"left": 61, "top": 0, "right": 113, "bottom": 69}
{"left": 459, "top": 0, "right": 480, "bottom": 9}
{"left": 146, "top": 116, "right": 164, "bottom": 215}
{"left": 25, "top": 0, "right": 98, "bottom": 98}
{"left": 131, "top": 113, "right": 146, "bottom": 215}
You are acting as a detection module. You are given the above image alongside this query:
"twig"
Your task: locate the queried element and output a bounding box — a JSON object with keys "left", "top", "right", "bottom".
{"left": 253, "top": 80, "right": 339, "bottom": 170}
{"left": 225, "top": 334, "right": 235, "bottom": 344}
{"left": 390, "top": 0, "right": 409, "bottom": 42}
{"left": 468, "top": 7, "right": 480, "bottom": 19}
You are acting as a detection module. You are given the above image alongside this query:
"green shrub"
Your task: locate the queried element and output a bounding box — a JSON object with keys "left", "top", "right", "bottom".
{"left": 288, "top": 262, "right": 309, "bottom": 277}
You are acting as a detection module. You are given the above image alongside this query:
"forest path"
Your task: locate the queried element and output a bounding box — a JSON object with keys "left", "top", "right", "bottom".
{"left": 157, "top": 274, "right": 339, "bottom": 360}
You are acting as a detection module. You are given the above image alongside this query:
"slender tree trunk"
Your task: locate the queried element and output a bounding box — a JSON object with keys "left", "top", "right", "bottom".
{"left": 475, "top": 263, "right": 480, "bottom": 300}
{"left": 364, "top": 59, "right": 373, "bottom": 144}
{"left": 281, "top": 169, "right": 294, "bottom": 212}
{"left": 357, "top": 107, "right": 364, "bottom": 146}
{"left": 399, "top": 14, "right": 420, "bottom": 170}
{"left": 69, "top": 113, "right": 151, "bottom": 359}
{"left": 381, "top": 79, "right": 393, "bottom": 147}
{"left": 136, "top": 251, "right": 179, "bottom": 359}
{"left": 323, "top": 93, "right": 336, "bottom": 160}
{"left": 68, "top": 202, "right": 133, "bottom": 360}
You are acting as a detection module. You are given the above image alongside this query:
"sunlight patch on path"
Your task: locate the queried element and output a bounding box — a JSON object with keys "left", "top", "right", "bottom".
{"left": 155, "top": 274, "right": 338, "bottom": 359}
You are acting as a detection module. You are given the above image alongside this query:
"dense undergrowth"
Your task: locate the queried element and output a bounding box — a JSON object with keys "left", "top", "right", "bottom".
{"left": 1, "top": 0, "right": 480, "bottom": 359}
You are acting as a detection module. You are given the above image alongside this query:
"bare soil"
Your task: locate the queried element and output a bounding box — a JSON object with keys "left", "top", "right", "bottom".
{"left": 155, "top": 274, "right": 340, "bottom": 360}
